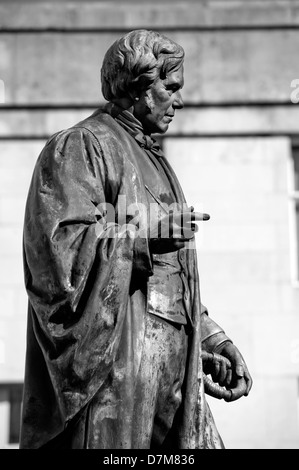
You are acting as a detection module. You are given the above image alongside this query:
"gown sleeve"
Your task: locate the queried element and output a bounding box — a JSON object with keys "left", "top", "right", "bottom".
{"left": 23, "top": 127, "right": 152, "bottom": 421}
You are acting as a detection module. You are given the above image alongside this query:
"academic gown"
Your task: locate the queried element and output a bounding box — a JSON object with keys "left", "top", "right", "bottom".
{"left": 20, "top": 107, "right": 223, "bottom": 449}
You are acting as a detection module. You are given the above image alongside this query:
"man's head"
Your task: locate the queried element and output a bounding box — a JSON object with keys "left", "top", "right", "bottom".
{"left": 101, "top": 29, "right": 185, "bottom": 134}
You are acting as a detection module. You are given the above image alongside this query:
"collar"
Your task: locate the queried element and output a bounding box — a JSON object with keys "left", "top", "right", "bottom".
{"left": 103, "top": 102, "right": 164, "bottom": 157}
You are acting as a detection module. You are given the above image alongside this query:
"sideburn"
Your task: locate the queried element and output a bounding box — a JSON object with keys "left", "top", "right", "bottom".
{"left": 144, "top": 88, "right": 155, "bottom": 113}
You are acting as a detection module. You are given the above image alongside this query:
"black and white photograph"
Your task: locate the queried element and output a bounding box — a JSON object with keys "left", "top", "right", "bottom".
{"left": 0, "top": 0, "right": 298, "bottom": 451}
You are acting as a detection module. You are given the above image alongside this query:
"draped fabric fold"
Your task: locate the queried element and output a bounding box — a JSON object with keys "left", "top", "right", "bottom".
{"left": 20, "top": 107, "right": 224, "bottom": 449}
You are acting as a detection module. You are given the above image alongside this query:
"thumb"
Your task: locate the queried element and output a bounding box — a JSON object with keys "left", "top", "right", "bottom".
{"left": 235, "top": 362, "right": 245, "bottom": 378}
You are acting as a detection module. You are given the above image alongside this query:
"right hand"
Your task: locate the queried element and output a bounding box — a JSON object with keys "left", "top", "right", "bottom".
{"left": 150, "top": 205, "right": 210, "bottom": 254}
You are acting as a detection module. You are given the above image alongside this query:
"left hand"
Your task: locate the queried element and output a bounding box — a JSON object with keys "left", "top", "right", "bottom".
{"left": 214, "top": 342, "right": 253, "bottom": 401}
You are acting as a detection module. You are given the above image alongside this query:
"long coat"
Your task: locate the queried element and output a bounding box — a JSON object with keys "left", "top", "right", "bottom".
{"left": 20, "top": 109, "right": 223, "bottom": 449}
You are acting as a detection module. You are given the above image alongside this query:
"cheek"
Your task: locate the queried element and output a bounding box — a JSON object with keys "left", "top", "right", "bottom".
{"left": 144, "top": 89, "right": 155, "bottom": 113}
{"left": 145, "top": 89, "right": 170, "bottom": 116}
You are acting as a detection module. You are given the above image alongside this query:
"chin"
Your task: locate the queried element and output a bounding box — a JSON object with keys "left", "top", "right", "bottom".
{"left": 155, "top": 123, "right": 169, "bottom": 134}
{"left": 145, "top": 121, "right": 169, "bottom": 135}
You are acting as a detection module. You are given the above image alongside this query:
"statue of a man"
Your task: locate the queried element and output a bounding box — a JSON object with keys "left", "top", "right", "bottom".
{"left": 20, "top": 29, "right": 252, "bottom": 449}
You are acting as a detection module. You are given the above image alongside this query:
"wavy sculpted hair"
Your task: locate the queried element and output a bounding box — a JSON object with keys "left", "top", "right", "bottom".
{"left": 101, "top": 29, "right": 185, "bottom": 102}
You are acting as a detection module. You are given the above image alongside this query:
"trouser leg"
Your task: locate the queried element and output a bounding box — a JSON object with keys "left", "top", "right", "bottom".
{"left": 131, "top": 314, "right": 188, "bottom": 448}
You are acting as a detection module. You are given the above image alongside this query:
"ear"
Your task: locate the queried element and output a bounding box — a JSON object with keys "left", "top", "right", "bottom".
{"left": 127, "top": 88, "right": 139, "bottom": 103}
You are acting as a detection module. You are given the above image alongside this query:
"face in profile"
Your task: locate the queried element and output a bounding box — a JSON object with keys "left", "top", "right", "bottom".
{"left": 133, "top": 65, "right": 184, "bottom": 135}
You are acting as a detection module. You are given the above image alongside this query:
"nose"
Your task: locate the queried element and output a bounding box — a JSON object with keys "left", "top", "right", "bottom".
{"left": 173, "top": 91, "right": 184, "bottom": 109}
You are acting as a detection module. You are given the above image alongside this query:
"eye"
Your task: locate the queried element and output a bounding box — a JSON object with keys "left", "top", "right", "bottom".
{"left": 165, "top": 85, "right": 180, "bottom": 95}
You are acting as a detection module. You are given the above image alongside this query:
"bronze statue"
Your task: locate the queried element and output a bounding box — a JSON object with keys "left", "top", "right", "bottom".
{"left": 20, "top": 29, "right": 252, "bottom": 449}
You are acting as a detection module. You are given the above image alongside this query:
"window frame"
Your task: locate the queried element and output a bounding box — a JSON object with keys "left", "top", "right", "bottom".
{"left": 288, "top": 140, "right": 299, "bottom": 288}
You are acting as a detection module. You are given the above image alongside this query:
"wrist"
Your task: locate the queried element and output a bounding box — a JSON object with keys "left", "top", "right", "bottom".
{"left": 202, "top": 332, "right": 232, "bottom": 354}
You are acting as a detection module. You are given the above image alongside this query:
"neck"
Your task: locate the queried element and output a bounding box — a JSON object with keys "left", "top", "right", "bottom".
{"left": 113, "top": 98, "right": 134, "bottom": 114}
{"left": 111, "top": 99, "right": 150, "bottom": 135}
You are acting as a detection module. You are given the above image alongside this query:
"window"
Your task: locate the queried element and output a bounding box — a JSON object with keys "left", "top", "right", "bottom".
{"left": 0, "top": 383, "right": 23, "bottom": 447}
{"left": 288, "top": 143, "right": 299, "bottom": 286}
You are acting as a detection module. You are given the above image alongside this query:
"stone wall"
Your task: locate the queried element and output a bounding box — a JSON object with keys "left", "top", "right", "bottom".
{"left": 0, "top": 0, "right": 299, "bottom": 449}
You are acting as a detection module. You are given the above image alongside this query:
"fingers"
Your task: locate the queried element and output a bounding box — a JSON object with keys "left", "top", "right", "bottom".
{"left": 152, "top": 206, "right": 210, "bottom": 243}
{"left": 150, "top": 206, "right": 211, "bottom": 251}
{"left": 210, "top": 356, "right": 228, "bottom": 385}
{"left": 230, "top": 357, "right": 253, "bottom": 396}
{"left": 235, "top": 361, "right": 245, "bottom": 378}
{"left": 190, "top": 212, "right": 210, "bottom": 222}
{"left": 225, "top": 377, "right": 248, "bottom": 402}
{"left": 212, "top": 361, "right": 227, "bottom": 385}
{"left": 203, "top": 374, "right": 232, "bottom": 401}
{"left": 202, "top": 352, "right": 232, "bottom": 388}
{"left": 244, "top": 369, "right": 253, "bottom": 396}
{"left": 211, "top": 360, "right": 221, "bottom": 381}
{"left": 225, "top": 368, "right": 233, "bottom": 386}
{"left": 173, "top": 209, "right": 210, "bottom": 224}
{"left": 171, "top": 208, "right": 210, "bottom": 239}
{"left": 203, "top": 345, "right": 253, "bottom": 402}
{"left": 187, "top": 205, "right": 210, "bottom": 221}
{"left": 202, "top": 353, "right": 250, "bottom": 402}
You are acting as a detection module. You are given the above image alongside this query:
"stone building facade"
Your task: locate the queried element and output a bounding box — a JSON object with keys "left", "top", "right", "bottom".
{"left": 0, "top": 0, "right": 299, "bottom": 448}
